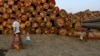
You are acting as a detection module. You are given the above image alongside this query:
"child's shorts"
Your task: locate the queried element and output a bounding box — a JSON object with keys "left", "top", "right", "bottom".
{"left": 25, "top": 40, "right": 31, "bottom": 43}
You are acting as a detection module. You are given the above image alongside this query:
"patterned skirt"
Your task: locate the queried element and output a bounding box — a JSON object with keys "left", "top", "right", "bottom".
{"left": 10, "top": 33, "right": 24, "bottom": 49}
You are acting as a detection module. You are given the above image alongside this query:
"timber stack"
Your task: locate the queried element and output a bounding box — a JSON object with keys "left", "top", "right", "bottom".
{"left": 0, "top": 0, "right": 100, "bottom": 36}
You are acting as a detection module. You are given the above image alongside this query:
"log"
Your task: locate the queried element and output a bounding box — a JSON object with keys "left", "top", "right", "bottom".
{"left": 29, "top": 17, "right": 33, "bottom": 22}
{"left": 32, "top": 10, "right": 38, "bottom": 16}
{"left": 4, "top": 3, "right": 9, "bottom": 8}
{"left": 34, "top": 15, "right": 42, "bottom": 23}
{"left": 6, "top": 24, "right": 12, "bottom": 29}
{"left": 24, "top": 0, "right": 32, "bottom": 7}
{"left": 58, "top": 28, "right": 67, "bottom": 36}
{"left": 0, "top": 0, "right": 4, "bottom": 5}
{"left": 36, "top": 0, "right": 42, "bottom": 5}
{"left": 43, "top": 28, "right": 50, "bottom": 34}
{"left": 20, "top": 22, "right": 25, "bottom": 29}
{"left": 35, "top": 28, "right": 42, "bottom": 34}
{"left": 3, "top": 29, "right": 8, "bottom": 34}
{"left": 0, "top": 7, "right": 2, "bottom": 14}
{"left": 10, "top": 13, "right": 16, "bottom": 18}
{"left": 67, "top": 30, "right": 74, "bottom": 36}
{"left": 64, "top": 21, "right": 72, "bottom": 29}
{"left": 53, "top": 6, "right": 59, "bottom": 14}
{"left": 46, "top": 22, "right": 52, "bottom": 28}
{"left": 19, "top": 0, "right": 24, "bottom": 2}
{"left": 0, "top": 25, "right": 3, "bottom": 30}
{"left": 8, "top": 0, "right": 14, "bottom": 5}
{"left": 21, "top": 15, "right": 27, "bottom": 21}
{"left": 2, "top": 21, "right": 7, "bottom": 27}
{"left": 21, "top": 29, "right": 26, "bottom": 35}
{"left": 17, "top": 1, "right": 24, "bottom": 8}
{"left": 31, "top": 28, "right": 35, "bottom": 34}
{"left": 50, "top": 13, "right": 56, "bottom": 20}
{"left": 26, "top": 12, "right": 31, "bottom": 17}
{"left": 55, "top": 17, "right": 65, "bottom": 27}
{"left": 59, "top": 9, "right": 67, "bottom": 18}
{"left": 74, "top": 21, "right": 82, "bottom": 31}
{"left": 43, "top": 16, "right": 50, "bottom": 22}
{"left": 43, "top": 3, "right": 49, "bottom": 9}
{"left": 39, "top": 22, "right": 45, "bottom": 28}
{"left": 49, "top": 27, "right": 58, "bottom": 34}
{"left": 82, "top": 23, "right": 100, "bottom": 30}
{"left": 25, "top": 21, "right": 31, "bottom": 27}
{"left": 36, "top": 5, "right": 43, "bottom": 12}
{"left": 82, "top": 18, "right": 100, "bottom": 23}
{"left": 0, "top": 7, "right": 6, "bottom": 13}
{"left": 0, "top": 15, "right": 3, "bottom": 22}
{"left": 32, "top": 22, "right": 38, "bottom": 28}
{"left": 18, "top": 19, "right": 21, "bottom": 23}
{"left": 7, "top": 19, "right": 12, "bottom": 25}
{"left": 7, "top": 8, "right": 12, "bottom": 13}
{"left": 47, "top": 9, "right": 53, "bottom": 14}
{"left": 3, "top": 13, "right": 9, "bottom": 19}
{"left": 40, "top": 11, "right": 47, "bottom": 17}
{"left": 48, "top": 0, "right": 56, "bottom": 8}
{"left": 16, "top": 10, "right": 21, "bottom": 17}
{"left": 27, "top": 6, "right": 34, "bottom": 12}
{"left": 8, "top": 30, "right": 13, "bottom": 34}
{"left": 73, "top": 31, "right": 100, "bottom": 39}
{"left": 20, "top": 7, "right": 25, "bottom": 14}
{"left": 31, "top": 0, "right": 38, "bottom": 6}
{"left": 12, "top": 5, "right": 18, "bottom": 11}
{"left": 41, "top": 0, "right": 46, "bottom": 3}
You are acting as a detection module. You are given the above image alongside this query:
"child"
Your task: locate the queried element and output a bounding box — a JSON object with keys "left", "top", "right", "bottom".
{"left": 80, "top": 31, "right": 84, "bottom": 41}
{"left": 25, "top": 32, "right": 31, "bottom": 43}
{"left": 25, "top": 32, "right": 31, "bottom": 48}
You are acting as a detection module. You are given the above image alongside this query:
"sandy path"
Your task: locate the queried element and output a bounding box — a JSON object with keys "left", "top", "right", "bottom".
{"left": 0, "top": 34, "right": 100, "bottom": 56}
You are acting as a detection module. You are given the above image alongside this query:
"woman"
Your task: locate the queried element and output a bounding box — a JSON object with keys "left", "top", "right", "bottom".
{"left": 10, "top": 18, "right": 24, "bottom": 50}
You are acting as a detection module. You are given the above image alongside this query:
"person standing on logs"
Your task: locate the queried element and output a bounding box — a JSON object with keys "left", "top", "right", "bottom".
{"left": 10, "top": 17, "right": 24, "bottom": 50}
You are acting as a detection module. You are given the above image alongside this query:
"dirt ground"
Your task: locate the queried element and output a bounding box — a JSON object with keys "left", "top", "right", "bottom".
{"left": 0, "top": 34, "right": 100, "bottom": 56}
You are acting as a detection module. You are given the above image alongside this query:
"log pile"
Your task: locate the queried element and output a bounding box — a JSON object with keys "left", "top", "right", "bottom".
{"left": 0, "top": 0, "right": 100, "bottom": 36}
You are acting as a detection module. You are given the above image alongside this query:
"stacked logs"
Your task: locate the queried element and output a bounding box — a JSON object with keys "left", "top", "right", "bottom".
{"left": 0, "top": 0, "right": 100, "bottom": 36}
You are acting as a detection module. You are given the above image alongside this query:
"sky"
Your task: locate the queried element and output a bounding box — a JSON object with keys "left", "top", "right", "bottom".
{"left": 55, "top": 0, "right": 100, "bottom": 13}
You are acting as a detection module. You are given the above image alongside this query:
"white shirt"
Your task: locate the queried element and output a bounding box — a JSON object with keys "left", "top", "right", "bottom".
{"left": 12, "top": 21, "right": 20, "bottom": 34}
{"left": 26, "top": 36, "right": 30, "bottom": 40}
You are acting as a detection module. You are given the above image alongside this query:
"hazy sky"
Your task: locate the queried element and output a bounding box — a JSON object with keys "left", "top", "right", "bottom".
{"left": 55, "top": 0, "right": 100, "bottom": 13}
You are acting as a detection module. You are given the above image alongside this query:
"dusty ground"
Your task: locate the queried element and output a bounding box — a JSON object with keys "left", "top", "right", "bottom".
{"left": 0, "top": 34, "right": 100, "bottom": 56}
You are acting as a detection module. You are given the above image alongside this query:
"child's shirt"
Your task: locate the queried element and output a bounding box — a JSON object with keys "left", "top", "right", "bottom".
{"left": 25, "top": 36, "right": 31, "bottom": 43}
